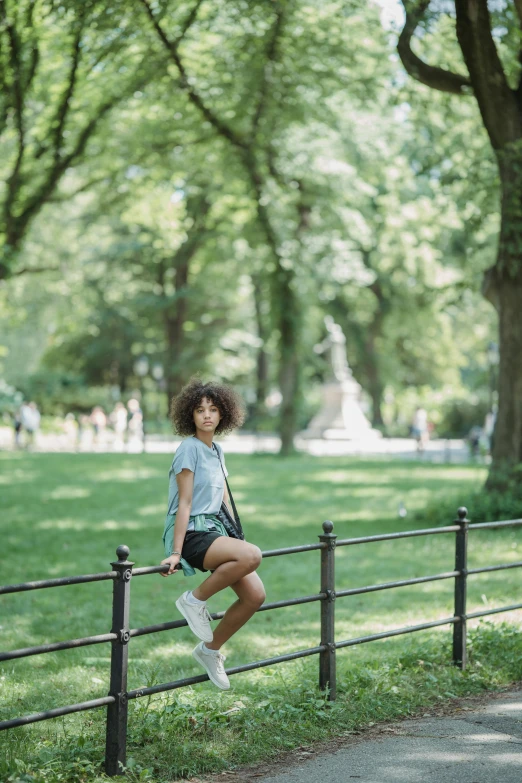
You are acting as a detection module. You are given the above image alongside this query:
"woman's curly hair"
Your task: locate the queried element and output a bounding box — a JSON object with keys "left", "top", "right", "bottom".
{"left": 170, "top": 377, "right": 245, "bottom": 437}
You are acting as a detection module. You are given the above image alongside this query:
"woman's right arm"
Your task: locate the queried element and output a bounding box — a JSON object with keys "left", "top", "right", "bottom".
{"left": 161, "top": 468, "right": 194, "bottom": 576}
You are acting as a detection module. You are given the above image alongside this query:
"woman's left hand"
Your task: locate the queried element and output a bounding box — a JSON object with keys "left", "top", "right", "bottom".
{"left": 160, "top": 553, "right": 181, "bottom": 576}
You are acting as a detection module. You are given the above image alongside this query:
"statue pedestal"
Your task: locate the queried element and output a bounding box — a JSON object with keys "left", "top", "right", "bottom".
{"left": 302, "top": 379, "right": 381, "bottom": 440}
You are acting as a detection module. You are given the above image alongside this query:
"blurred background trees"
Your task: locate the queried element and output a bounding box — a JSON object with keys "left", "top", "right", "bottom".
{"left": 0, "top": 0, "right": 508, "bottom": 471}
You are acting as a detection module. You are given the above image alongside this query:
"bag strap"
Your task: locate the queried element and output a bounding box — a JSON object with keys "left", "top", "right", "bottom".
{"left": 213, "top": 443, "right": 240, "bottom": 524}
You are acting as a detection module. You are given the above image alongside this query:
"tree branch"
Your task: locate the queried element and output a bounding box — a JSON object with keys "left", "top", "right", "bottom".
{"left": 24, "top": 35, "right": 39, "bottom": 92}
{"left": 2, "top": 0, "right": 26, "bottom": 239}
{"left": 0, "top": 65, "right": 11, "bottom": 136}
{"left": 47, "top": 174, "right": 111, "bottom": 203}
{"left": 52, "top": 17, "right": 85, "bottom": 164}
{"left": 88, "top": 26, "right": 139, "bottom": 72}
{"left": 17, "top": 95, "right": 119, "bottom": 234}
{"left": 12, "top": 52, "right": 154, "bottom": 245}
{"left": 138, "top": 0, "right": 246, "bottom": 150}
{"left": 251, "top": 5, "right": 289, "bottom": 192}
{"left": 174, "top": 0, "right": 205, "bottom": 49}
{"left": 455, "top": 0, "right": 522, "bottom": 146}
{"left": 514, "top": 0, "right": 522, "bottom": 27}
{"left": 13, "top": 264, "right": 60, "bottom": 276}
{"left": 251, "top": 6, "right": 285, "bottom": 140}
{"left": 139, "top": 0, "right": 286, "bottom": 289}
{"left": 23, "top": 0, "right": 40, "bottom": 91}
{"left": 398, "top": 0, "right": 471, "bottom": 95}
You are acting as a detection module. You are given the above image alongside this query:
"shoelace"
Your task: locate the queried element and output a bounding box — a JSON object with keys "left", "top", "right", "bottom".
{"left": 198, "top": 604, "right": 212, "bottom": 623}
{"left": 215, "top": 653, "right": 226, "bottom": 673}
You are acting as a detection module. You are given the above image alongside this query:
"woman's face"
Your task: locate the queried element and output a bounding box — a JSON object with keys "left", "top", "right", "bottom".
{"left": 193, "top": 396, "right": 221, "bottom": 435}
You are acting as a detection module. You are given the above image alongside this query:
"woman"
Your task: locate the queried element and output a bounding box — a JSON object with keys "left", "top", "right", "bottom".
{"left": 161, "top": 378, "right": 265, "bottom": 690}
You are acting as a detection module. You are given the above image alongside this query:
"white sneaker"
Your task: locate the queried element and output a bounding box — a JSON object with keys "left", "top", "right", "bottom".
{"left": 175, "top": 592, "right": 213, "bottom": 643}
{"left": 192, "top": 642, "right": 230, "bottom": 690}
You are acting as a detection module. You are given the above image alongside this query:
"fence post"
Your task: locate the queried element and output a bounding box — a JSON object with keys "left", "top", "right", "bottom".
{"left": 452, "top": 507, "right": 469, "bottom": 670}
{"left": 319, "top": 520, "right": 337, "bottom": 700}
{"left": 105, "top": 545, "right": 134, "bottom": 777}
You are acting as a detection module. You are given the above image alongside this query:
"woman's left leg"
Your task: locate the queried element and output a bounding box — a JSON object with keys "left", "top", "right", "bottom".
{"left": 206, "top": 571, "right": 265, "bottom": 651}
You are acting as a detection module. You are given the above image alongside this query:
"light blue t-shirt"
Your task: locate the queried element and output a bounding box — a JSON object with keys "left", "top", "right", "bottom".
{"left": 167, "top": 437, "right": 228, "bottom": 529}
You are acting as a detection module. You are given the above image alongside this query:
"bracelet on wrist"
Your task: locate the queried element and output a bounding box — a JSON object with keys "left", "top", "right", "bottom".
{"left": 172, "top": 551, "right": 181, "bottom": 556}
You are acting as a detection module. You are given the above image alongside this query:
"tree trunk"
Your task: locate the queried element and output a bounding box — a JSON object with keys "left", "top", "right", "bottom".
{"left": 489, "top": 274, "right": 522, "bottom": 470}
{"left": 251, "top": 274, "right": 270, "bottom": 426}
{"left": 364, "top": 284, "right": 386, "bottom": 430}
{"left": 485, "top": 149, "right": 522, "bottom": 485}
{"left": 366, "top": 355, "right": 385, "bottom": 429}
{"left": 243, "top": 150, "right": 302, "bottom": 456}
{"left": 164, "top": 257, "right": 190, "bottom": 412}
{"left": 278, "top": 268, "right": 301, "bottom": 456}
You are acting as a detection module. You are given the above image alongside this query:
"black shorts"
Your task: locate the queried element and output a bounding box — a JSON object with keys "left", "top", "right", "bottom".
{"left": 182, "top": 530, "right": 224, "bottom": 572}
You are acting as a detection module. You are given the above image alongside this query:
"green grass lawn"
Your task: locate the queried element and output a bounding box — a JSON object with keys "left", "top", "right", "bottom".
{"left": 1, "top": 451, "right": 521, "bottom": 782}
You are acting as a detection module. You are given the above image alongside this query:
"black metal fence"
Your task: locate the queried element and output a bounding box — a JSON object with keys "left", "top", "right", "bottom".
{"left": 1, "top": 507, "right": 522, "bottom": 777}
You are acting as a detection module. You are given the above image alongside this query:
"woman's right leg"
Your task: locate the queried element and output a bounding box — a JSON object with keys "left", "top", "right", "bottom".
{"left": 206, "top": 571, "right": 265, "bottom": 650}
{"left": 185, "top": 539, "right": 264, "bottom": 690}
{"left": 176, "top": 537, "right": 261, "bottom": 647}
{"left": 191, "top": 537, "right": 262, "bottom": 602}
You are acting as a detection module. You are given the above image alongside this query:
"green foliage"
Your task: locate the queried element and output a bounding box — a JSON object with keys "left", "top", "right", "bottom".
{"left": 17, "top": 369, "right": 114, "bottom": 415}
{"left": 436, "top": 398, "right": 489, "bottom": 439}
{"left": 472, "top": 467, "right": 522, "bottom": 523}
{"left": 42, "top": 305, "right": 141, "bottom": 393}
{"left": 0, "top": 0, "right": 504, "bottom": 443}
{"left": 420, "top": 462, "right": 522, "bottom": 526}
{"left": 0, "top": 0, "right": 170, "bottom": 277}
{"left": 0, "top": 378, "right": 23, "bottom": 415}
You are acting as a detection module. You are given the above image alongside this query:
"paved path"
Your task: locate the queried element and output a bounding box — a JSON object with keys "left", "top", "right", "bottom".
{"left": 0, "top": 427, "right": 475, "bottom": 463}
{"left": 202, "top": 687, "right": 522, "bottom": 783}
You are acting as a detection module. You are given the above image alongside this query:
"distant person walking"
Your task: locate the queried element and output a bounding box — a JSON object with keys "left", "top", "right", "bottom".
{"left": 411, "top": 406, "right": 429, "bottom": 453}
{"left": 484, "top": 408, "right": 496, "bottom": 455}
{"left": 160, "top": 379, "right": 265, "bottom": 691}
{"left": 468, "top": 425, "right": 482, "bottom": 459}
{"left": 20, "top": 401, "right": 40, "bottom": 449}
{"left": 126, "top": 398, "right": 143, "bottom": 448}
{"left": 63, "top": 412, "right": 79, "bottom": 449}
{"left": 110, "top": 402, "right": 128, "bottom": 450}
{"left": 90, "top": 406, "right": 107, "bottom": 444}
{"left": 13, "top": 408, "right": 22, "bottom": 448}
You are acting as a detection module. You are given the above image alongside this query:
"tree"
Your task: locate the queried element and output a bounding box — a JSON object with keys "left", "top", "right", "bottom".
{"left": 135, "top": 0, "right": 300, "bottom": 453}
{"left": 398, "top": 0, "right": 522, "bottom": 484}
{"left": 0, "top": 0, "right": 198, "bottom": 279}
{"left": 137, "top": 0, "right": 387, "bottom": 453}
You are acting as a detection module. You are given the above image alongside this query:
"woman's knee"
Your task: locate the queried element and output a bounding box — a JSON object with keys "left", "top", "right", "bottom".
{"left": 240, "top": 579, "right": 266, "bottom": 608}
{"left": 241, "top": 544, "right": 262, "bottom": 573}
{"left": 246, "top": 589, "right": 265, "bottom": 609}
{"left": 253, "top": 583, "right": 266, "bottom": 607}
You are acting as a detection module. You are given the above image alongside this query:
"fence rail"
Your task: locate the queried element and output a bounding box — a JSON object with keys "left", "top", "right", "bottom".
{"left": 1, "top": 507, "right": 521, "bottom": 777}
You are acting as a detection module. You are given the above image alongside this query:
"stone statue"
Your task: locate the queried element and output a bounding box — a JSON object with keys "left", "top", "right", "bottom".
{"left": 314, "top": 315, "right": 352, "bottom": 382}
{"left": 304, "top": 315, "right": 380, "bottom": 440}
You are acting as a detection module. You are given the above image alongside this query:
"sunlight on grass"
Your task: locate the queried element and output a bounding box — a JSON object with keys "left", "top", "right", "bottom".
{"left": 313, "top": 469, "right": 394, "bottom": 485}
{"left": 0, "top": 468, "right": 39, "bottom": 485}
{"left": 47, "top": 486, "right": 92, "bottom": 500}
{"left": 137, "top": 504, "right": 165, "bottom": 516}
{"left": 148, "top": 641, "right": 193, "bottom": 659}
{"left": 0, "top": 453, "right": 519, "bottom": 783}
{"left": 95, "top": 467, "right": 163, "bottom": 482}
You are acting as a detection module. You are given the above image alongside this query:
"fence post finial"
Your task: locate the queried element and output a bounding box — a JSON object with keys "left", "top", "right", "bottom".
{"left": 116, "top": 545, "right": 130, "bottom": 562}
